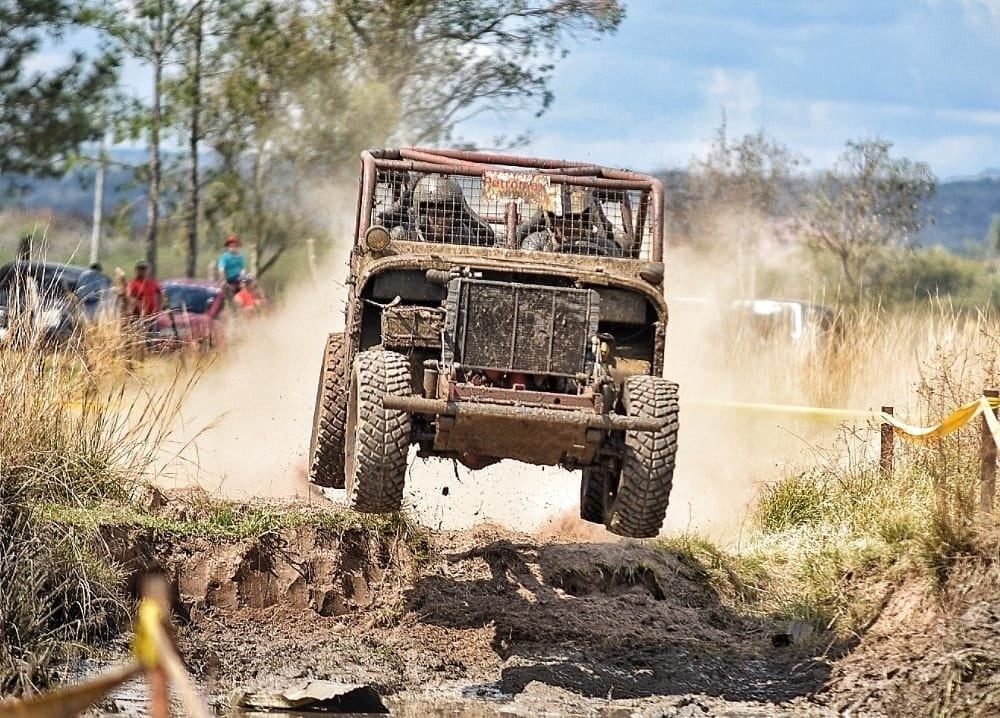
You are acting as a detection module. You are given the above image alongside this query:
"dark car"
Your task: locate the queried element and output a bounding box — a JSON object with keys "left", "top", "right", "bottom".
{"left": 152, "top": 279, "right": 224, "bottom": 350}
{"left": 0, "top": 261, "right": 114, "bottom": 344}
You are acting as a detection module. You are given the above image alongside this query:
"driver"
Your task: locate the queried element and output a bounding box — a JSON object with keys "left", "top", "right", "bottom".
{"left": 516, "top": 186, "right": 622, "bottom": 257}
{"left": 402, "top": 174, "right": 496, "bottom": 246}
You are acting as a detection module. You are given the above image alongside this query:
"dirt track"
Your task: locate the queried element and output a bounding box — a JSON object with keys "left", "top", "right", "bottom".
{"left": 97, "top": 511, "right": 842, "bottom": 716}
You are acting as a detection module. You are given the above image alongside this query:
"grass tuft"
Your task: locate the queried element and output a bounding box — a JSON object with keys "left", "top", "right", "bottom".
{"left": 0, "top": 294, "right": 195, "bottom": 693}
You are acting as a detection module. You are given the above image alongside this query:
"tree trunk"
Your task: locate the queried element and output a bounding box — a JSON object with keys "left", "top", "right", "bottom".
{"left": 184, "top": 1, "right": 203, "bottom": 278}
{"left": 146, "top": 12, "right": 164, "bottom": 276}
{"left": 252, "top": 148, "right": 265, "bottom": 276}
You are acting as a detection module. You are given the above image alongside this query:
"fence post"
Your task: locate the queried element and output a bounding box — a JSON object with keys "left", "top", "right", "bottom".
{"left": 880, "top": 406, "right": 894, "bottom": 477}
{"left": 981, "top": 389, "right": 999, "bottom": 514}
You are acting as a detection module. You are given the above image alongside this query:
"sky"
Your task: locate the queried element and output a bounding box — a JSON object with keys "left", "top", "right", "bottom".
{"left": 30, "top": 0, "right": 1000, "bottom": 179}
{"left": 459, "top": 0, "right": 1000, "bottom": 179}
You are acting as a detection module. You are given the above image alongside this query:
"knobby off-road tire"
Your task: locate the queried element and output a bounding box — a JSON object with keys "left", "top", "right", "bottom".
{"left": 344, "top": 350, "right": 412, "bottom": 513}
{"left": 605, "top": 376, "right": 679, "bottom": 539}
{"left": 309, "top": 333, "right": 349, "bottom": 488}
{"left": 580, "top": 466, "right": 610, "bottom": 524}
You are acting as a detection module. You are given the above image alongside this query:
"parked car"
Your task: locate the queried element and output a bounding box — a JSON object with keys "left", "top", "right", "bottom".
{"left": 0, "top": 261, "right": 114, "bottom": 345}
{"left": 728, "top": 299, "right": 836, "bottom": 346}
{"left": 151, "top": 278, "right": 224, "bottom": 350}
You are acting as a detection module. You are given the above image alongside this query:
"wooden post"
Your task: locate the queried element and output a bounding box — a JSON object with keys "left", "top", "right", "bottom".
{"left": 982, "top": 390, "right": 999, "bottom": 514}
{"left": 880, "top": 406, "right": 894, "bottom": 477}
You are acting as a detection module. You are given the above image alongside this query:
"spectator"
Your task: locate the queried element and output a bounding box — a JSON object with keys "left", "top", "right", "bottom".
{"left": 126, "top": 261, "right": 164, "bottom": 334}
{"left": 217, "top": 235, "right": 246, "bottom": 292}
{"left": 234, "top": 276, "right": 267, "bottom": 315}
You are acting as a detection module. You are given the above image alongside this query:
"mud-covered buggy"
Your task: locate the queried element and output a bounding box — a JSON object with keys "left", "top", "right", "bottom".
{"left": 309, "top": 148, "right": 679, "bottom": 538}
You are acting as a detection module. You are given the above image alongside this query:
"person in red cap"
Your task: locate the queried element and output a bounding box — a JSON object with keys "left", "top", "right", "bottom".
{"left": 217, "top": 235, "right": 246, "bottom": 292}
{"left": 126, "top": 260, "right": 164, "bottom": 350}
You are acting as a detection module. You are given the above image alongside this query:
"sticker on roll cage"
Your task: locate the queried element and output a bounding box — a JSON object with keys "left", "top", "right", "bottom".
{"left": 481, "top": 170, "right": 554, "bottom": 210}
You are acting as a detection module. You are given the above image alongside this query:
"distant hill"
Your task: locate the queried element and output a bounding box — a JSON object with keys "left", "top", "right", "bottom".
{"left": 0, "top": 149, "right": 156, "bottom": 220}
{"left": 919, "top": 177, "right": 1000, "bottom": 253}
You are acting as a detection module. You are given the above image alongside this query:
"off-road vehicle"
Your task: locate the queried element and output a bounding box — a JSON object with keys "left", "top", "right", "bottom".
{"left": 309, "top": 148, "right": 679, "bottom": 538}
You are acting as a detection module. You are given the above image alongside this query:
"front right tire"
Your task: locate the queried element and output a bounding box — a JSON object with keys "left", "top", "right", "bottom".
{"left": 344, "top": 350, "right": 412, "bottom": 513}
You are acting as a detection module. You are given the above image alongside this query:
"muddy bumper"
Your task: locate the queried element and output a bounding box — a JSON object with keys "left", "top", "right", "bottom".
{"left": 382, "top": 395, "right": 663, "bottom": 466}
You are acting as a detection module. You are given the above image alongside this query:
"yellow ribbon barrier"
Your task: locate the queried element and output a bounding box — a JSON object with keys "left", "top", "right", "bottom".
{"left": 686, "top": 396, "right": 1000, "bottom": 447}
{"left": 0, "top": 577, "right": 210, "bottom": 718}
{"left": 0, "top": 664, "right": 142, "bottom": 718}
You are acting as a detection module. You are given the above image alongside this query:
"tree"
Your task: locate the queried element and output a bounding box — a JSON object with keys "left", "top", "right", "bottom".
{"left": 196, "top": 0, "right": 625, "bottom": 277}
{"left": 803, "top": 139, "right": 936, "bottom": 297}
{"left": 0, "top": 0, "right": 118, "bottom": 177}
{"left": 96, "top": 0, "right": 200, "bottom": 275}
{"left": 669, "top": 122, "right": 804, "bottom": 242}
{"left": 327, "top": 0, "right": 625, "bottom": 143}
{"left": 987, "top": 213, "right": 1000, "bottom": 257}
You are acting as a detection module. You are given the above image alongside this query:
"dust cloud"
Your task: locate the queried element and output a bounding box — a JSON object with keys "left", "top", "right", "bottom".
{"left": 161, "top": 186, "right": 354, "bottom": 499}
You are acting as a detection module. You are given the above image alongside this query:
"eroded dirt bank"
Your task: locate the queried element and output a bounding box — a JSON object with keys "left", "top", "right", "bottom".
{"left": 98, "top": 512, "right": 830, "bottom": 715}
{"left": 94, "top": 508, "right": 1000, "bottom": 717}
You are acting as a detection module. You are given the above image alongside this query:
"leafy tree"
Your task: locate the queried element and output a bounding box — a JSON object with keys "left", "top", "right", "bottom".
{"left": 96, "top": 0, "right": 201, "bottom": 274}
{"left": 668, "top": 122, "right": 804, "bottom": 242}
{"left": 327, "top": 0, "right": 625, "bottom": 143}
{"left": 987, "top": 213, "right": 1000, "bottom": 256}
{"left": 0, "top": 0, "right": 118, "bottom": 177}
{"left": 802, "top": 138, "right": 936, "bottom": 298}
{"left": 196, "top": 0, "right": 625, "bottom": 277}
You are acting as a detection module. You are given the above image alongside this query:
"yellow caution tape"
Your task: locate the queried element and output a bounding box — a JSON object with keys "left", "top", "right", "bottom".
{"left": 132, "top": 597, "right": 165, "bottom": 670}
{"left": 686, "top": 396, "right": 1000, "bottom": 447}
{"left": 0, "top": 663, "right": 141, "bottom": 718}
{"left": 686, "top": 398, "right": 876, "bottom": 421}
{"left": 0, "top": 586, "right": 211, "bottom": 718}
{"left": 881, "top": 396, "right": 1000, "bottom": 446}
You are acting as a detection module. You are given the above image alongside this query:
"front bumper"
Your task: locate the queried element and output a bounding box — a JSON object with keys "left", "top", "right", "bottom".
{"left": 382, "top": 395, "right": 663, "bottom": 466}
{"left": 382, "top": 395, "right": 662, "bottom": 432}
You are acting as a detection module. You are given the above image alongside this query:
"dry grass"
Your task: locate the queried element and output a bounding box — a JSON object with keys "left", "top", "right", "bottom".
{"left": 0, "top": 304, "right": 198, "bottom": 693}
{"left": 660, "top": 304, "right": 1000, "bottom": 642}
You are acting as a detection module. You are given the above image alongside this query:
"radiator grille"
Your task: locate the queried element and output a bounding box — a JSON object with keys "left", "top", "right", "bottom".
{"left": 443, "top": 279, "right": 599, "bottom": 377}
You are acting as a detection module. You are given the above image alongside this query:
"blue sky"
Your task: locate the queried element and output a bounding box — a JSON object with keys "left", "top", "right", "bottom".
{"left": 460, "top": 0, "right": 1000, "bottom": 178}
{"left": 33, "top": 0, "right": 1000, "bottom": 179}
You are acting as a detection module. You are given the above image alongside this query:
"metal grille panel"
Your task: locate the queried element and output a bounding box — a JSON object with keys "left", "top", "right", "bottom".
{"left": 372, "top": 168, "right": 654, "bottom": 259}
{"left": 444, "top": 279, "right": 600, "bottom": 377}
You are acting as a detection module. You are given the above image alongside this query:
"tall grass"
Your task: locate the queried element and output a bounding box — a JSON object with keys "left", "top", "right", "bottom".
{"left": 667, "top": 304, "right": 1000, "bottom": 640}
{"left": 0, "top": 300, "right": 196, "bottom": 693}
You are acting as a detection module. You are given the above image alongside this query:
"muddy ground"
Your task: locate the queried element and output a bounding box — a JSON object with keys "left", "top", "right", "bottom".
{"left": 86, "top": 502, "right": 1000, "bottom": 717}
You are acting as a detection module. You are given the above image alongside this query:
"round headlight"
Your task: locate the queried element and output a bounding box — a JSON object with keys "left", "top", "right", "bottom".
{"left": 639, "top": 262, "right": 664, "bottom": 285}
{"left": 365, "top": 225, "right": 392, "bottom": 252}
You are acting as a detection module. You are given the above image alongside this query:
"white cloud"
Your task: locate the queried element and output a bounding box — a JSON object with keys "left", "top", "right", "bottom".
{"left": 936, "top": 108, "right": 1000, "bottom": 125}
{"left": 956, "top": 0, "right": 1000, "bottom": 27}
{"left": 902, "top": 134, "right": 998, "bottom": 176}
{"left": 704, "top": 69, "right": 762, "bottom": 122}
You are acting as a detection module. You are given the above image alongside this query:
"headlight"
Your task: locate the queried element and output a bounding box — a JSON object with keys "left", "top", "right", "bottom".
{"left": 639, "top": 262, "right": 664, "bottom": 285}
{"left": 365, "top": 225, "right": 392, "bottom": 252}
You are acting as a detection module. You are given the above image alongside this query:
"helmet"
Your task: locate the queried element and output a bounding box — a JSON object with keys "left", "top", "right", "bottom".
{"left": 225, "top": 235, "right": 242, "bottom": 247}
{"left": 412, "top": 174, "right": 464, "bottom": 208}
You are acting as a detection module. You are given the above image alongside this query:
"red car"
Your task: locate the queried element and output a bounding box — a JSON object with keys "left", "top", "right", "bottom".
{"left": 152, "top": 279, "right": 225, "bottom": 350}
